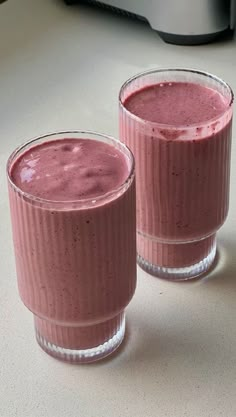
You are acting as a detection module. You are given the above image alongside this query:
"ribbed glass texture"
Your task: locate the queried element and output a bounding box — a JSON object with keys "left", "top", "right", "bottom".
{"left": 7, "top": 131, "right": 136, "bottom": 362}
{"left": 119, "top": 69, "right": 233, "bottom": 280}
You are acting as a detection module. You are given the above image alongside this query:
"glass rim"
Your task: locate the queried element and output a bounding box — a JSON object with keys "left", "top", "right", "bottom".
{"left": 119, "top": 67, "right": 234, "bottom": 130}
{"left": 7, "top": 130, "right": 135, "bottom": 208}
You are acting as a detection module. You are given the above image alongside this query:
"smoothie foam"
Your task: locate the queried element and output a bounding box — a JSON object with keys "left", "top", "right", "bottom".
{"left": 11, "top": 138, "right": 129, "bottom": 201}
{"left": 124, "top": 82, "right": 228, "bottom": 125}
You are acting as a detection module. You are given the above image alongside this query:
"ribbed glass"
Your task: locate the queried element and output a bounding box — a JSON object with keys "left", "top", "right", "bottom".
{"left": 7, "top": 131, "right": 136, "bottom": 363}
{"left": 119, "top": 68, "right": 233, "bottom": 280}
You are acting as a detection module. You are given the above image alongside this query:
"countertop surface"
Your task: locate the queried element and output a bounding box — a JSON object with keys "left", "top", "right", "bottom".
{"left": 0, "top": 1, "right": 236, "bottom": 416}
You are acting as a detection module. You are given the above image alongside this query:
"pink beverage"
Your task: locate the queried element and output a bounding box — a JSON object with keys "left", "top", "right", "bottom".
{"left": 7, "top": 131, "right": 136, "bottom": 363}
{"left": 119, "top": 69, "right": 233, "bottom": 280}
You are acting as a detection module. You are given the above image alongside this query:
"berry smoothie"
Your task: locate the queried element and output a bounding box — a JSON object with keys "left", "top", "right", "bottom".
{"left": 8, "top": 133, "right": 136, "bottom": 362}
{"left": 119, "top": 70, "right": 233, "bottom": 280}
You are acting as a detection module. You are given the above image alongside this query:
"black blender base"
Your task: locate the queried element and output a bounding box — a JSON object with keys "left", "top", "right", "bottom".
{"left": 64, "top": 0, "right": 78, "bottom": 3}
{"left": 157, "top": 29, "right": 232, "bottom": 45}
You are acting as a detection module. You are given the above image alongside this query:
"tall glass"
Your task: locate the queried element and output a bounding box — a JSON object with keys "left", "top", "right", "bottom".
{"left": 7, "top": 131, "right": 136, "bottom": 363}
{"left": 119, "top": 69, "right": 233, "bottom": 280}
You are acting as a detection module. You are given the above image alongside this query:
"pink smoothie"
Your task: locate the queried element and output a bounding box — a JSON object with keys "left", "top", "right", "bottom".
{"left": 120, "top": 82, "right": 232, "bottom": 268}
{"left": 8, "top": 137, "right": 136, "bottom": 357}
{"left": 11, "top": 139, "right": 129, "bottom": 201}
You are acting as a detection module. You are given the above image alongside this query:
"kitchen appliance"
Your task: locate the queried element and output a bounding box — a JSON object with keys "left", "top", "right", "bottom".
{"left": 64, "top": 0, "right": 235, "bottom": 45}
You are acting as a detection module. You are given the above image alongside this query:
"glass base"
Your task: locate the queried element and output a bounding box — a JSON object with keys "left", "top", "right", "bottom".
{"left": 137, "top": 234, "right": 216, "bottom": 281}
{"left": 35, "top": 313, "right": 125, "bottom": 364}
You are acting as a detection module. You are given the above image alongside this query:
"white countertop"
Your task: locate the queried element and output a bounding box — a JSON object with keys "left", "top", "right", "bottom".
{"left": 1, "top": 1, "right": 236, "bottom": 416}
